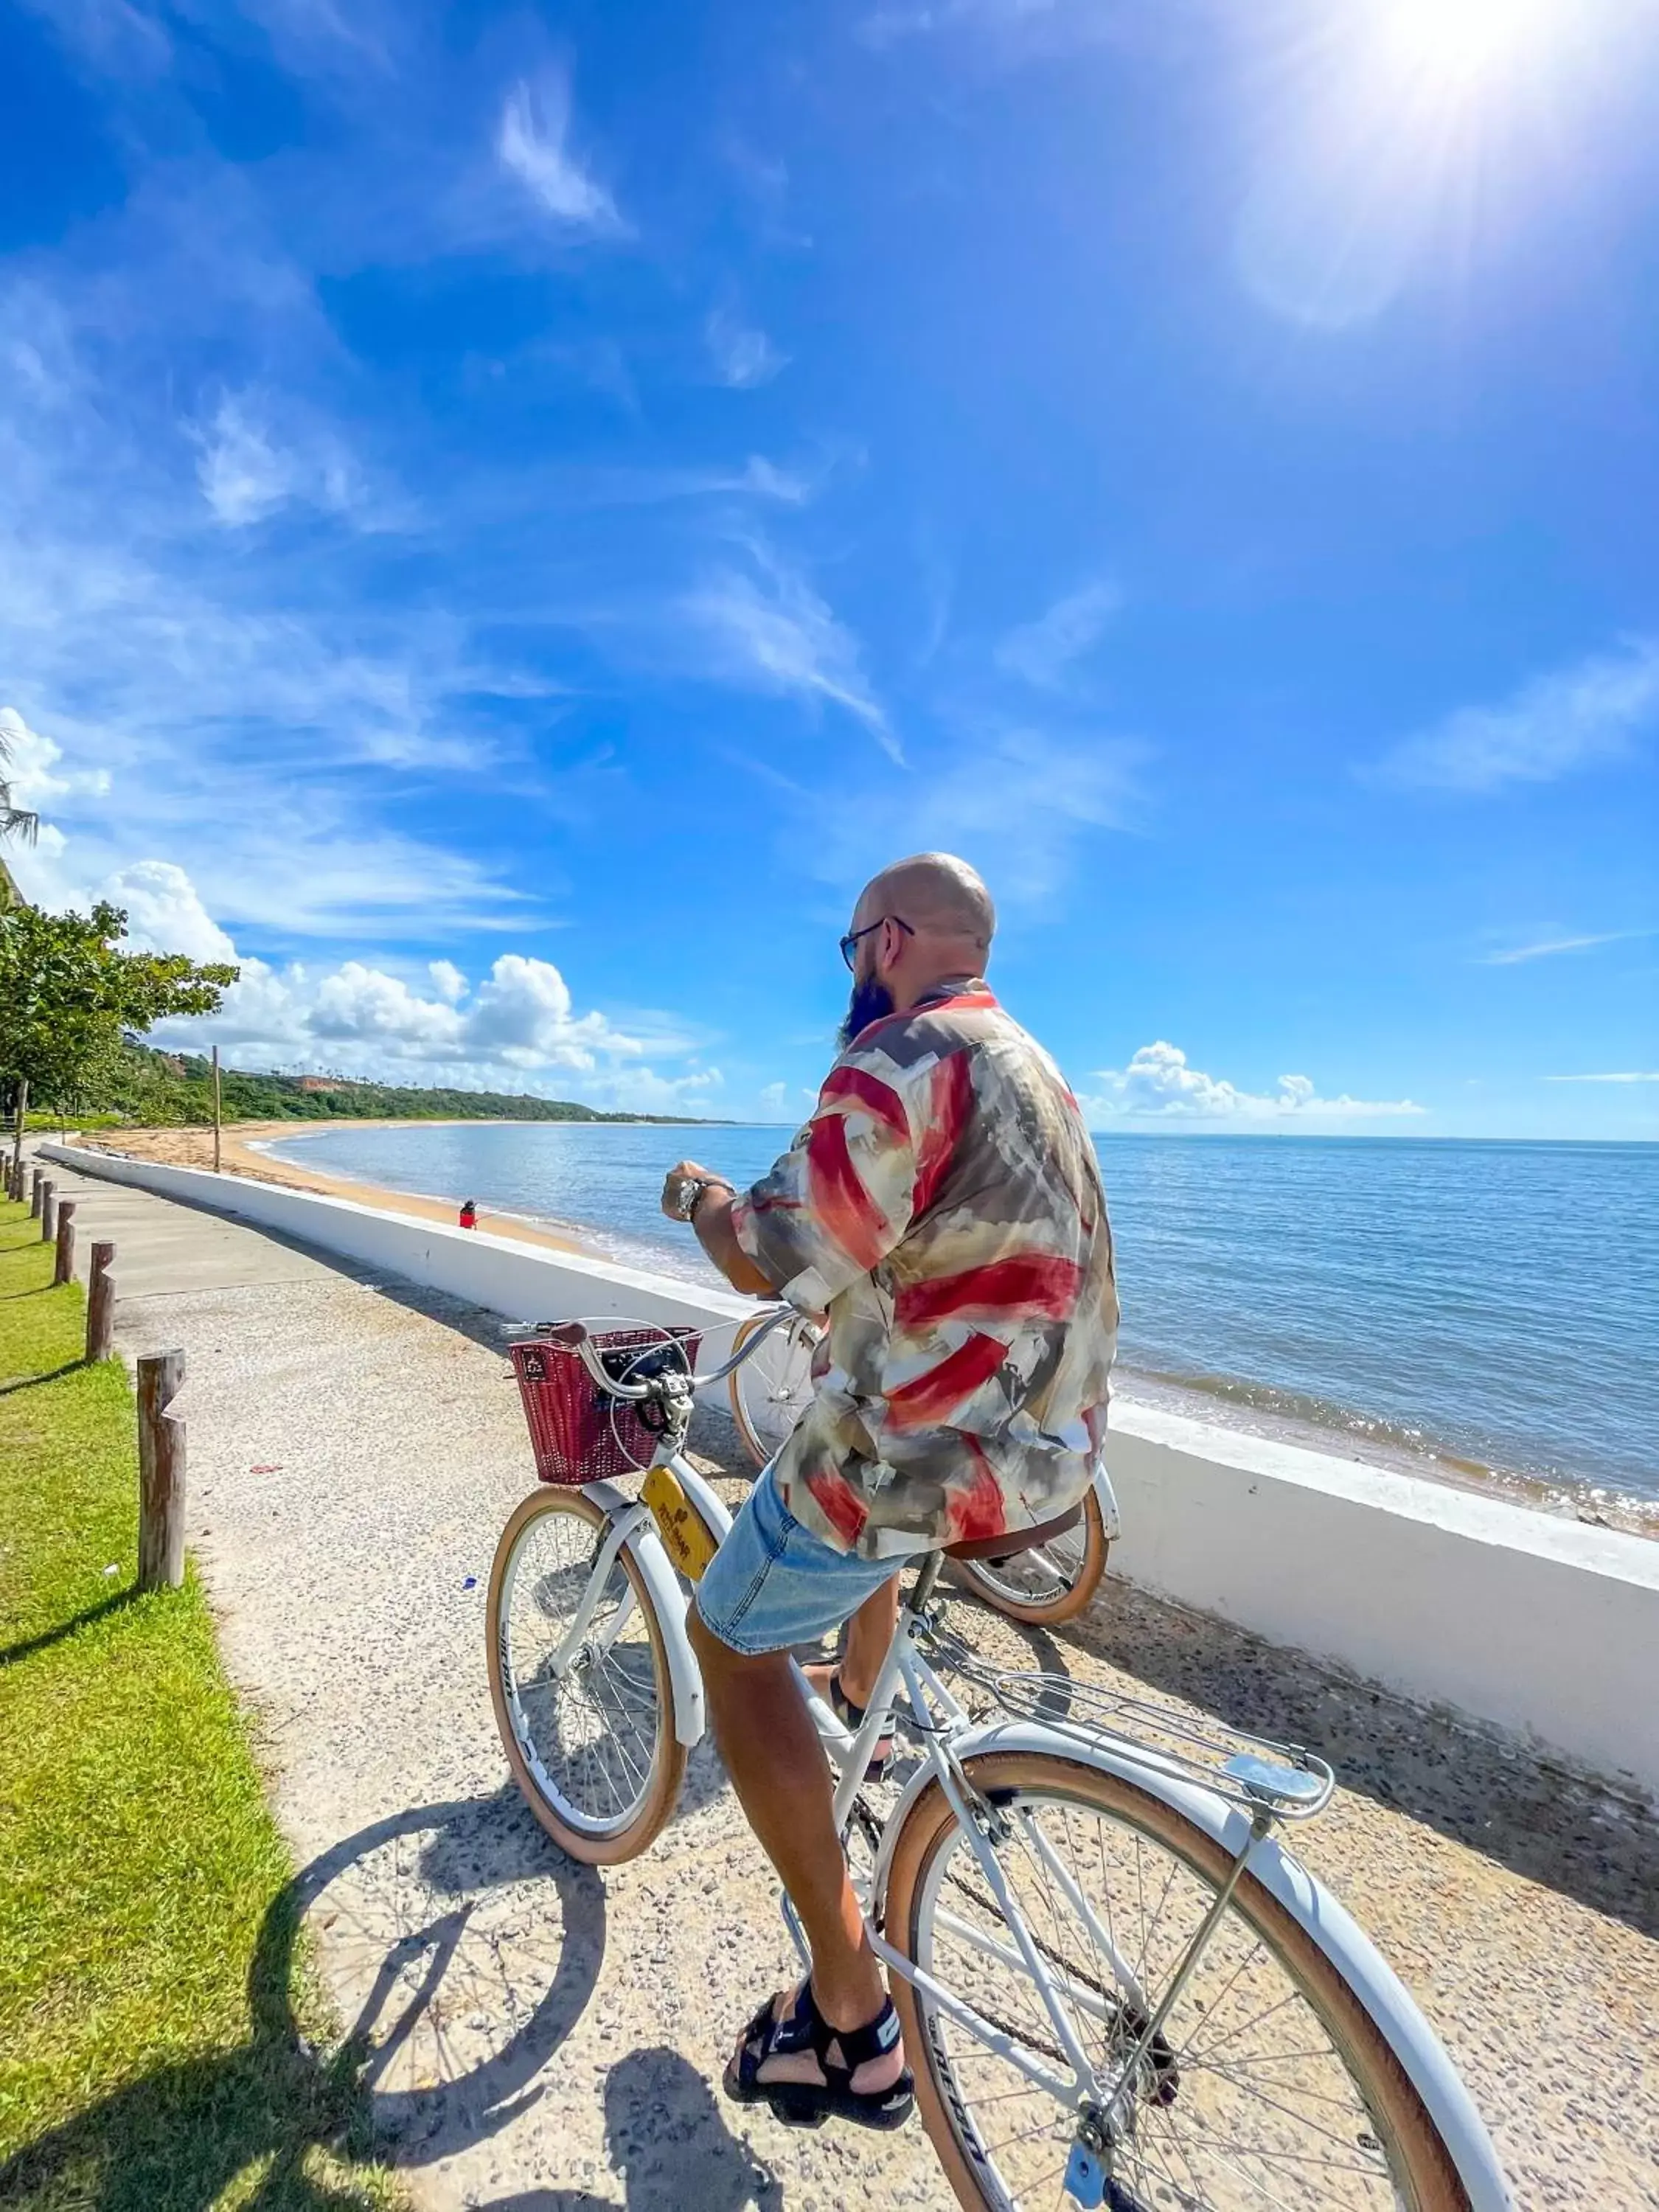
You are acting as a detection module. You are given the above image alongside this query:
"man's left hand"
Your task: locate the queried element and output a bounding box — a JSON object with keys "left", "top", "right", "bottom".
{"left": 661, "top": 1160, "right": 720, "bottom": 1220}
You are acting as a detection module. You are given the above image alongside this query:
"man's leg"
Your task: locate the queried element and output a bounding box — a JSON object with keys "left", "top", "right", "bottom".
{"left": 835, "top": 1578, "right": 900, "bottom": 1707}
{"left": 686, "top": 1607, "right": 905, "bottom": 2095}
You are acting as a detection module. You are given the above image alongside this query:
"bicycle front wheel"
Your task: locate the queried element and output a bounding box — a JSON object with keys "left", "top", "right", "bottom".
{"left": 883, "top": 1751, "right": 1471, "bottom": 2212}
{"left": 947, "top": 1487, "right": 1108, "bottom": 1627}
{"left": 486, "top": 1486, "right": 686, "bottom": 1865}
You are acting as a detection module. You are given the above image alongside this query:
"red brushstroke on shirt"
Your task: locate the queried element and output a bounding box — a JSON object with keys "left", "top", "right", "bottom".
{"left": 885, "top": 1330, "right": 1007, "bottom": 1430}
{"left": 896, "top": 1253, "right": 1085, "bottom": 1329}
{"left": 806, "top": 1113, "right": 888, "bottom": 1273}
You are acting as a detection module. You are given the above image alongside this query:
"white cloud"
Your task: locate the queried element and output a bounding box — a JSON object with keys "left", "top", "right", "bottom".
{"left": 538, "top": 453, "right": 811, "bottom": 508}
{"left": 679, "top": 542, "right": 899, "bottom": 759}
{"left": 1374, "top": 639, "right": 1659, "bottom": 793}
{"left": 1481, "top": 931, "right": 1643, "bottom": 966}
{"left": 737, "top": 456, "right": 809, "bottom": 504}
{"left": 192, "top": 946, "right": 635, "bottom": 1074}
{"left": 93, "top": 863, "right": 702, "bottom": 1100}
{"left": 705, "top": 307, "right": 787, "bottom": 389}
{"left": 907, "top": 726, "right": 1141, "bottom": 904}
{"left": 995, "top": 579, "right": 1121, "bottom": 691}
{"left": 1085, "top": 1040, "right": 1424, "bottom": 1122}
{"left": 102, "top": 859, "right": 238, "bottom": 964}
{"left": 1544, "top": 1071, "right": 1659, "bottom": 1084}
{"left": 0, "top": 706, "right": 111, "bottom": 808}
{"left": 192, "top": 393, "right": 364, "bottom": 529}
{"left": 496, "top": 77, "right": 624, "bottom": 234}
{"left": 740, "top": 720, "right": 1142, "bottom": 911}
{"left": 1, "top": 714, "right": 538, "bottom": 942}
{"left": 462, "top": 953, "right": 638, "bottom": 1069}
{"left": 10, "top": 801, "right": 688, "bottom": 1096}
{"left": 758, "top": 1079, "right": 790, "bottom": 1115}
{"left": 585, "top": 1064, "right": 724, "bottom": 1115}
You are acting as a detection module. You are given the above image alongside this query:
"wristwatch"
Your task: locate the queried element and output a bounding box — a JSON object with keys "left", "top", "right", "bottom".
{"left": 669, "top": 1173, "right": 734, "bottom": 1224}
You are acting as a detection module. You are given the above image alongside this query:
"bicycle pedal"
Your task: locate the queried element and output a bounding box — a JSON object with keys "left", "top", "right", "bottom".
{"left": 1063, "top": 2141, "right": 1106, "bottom": 2207}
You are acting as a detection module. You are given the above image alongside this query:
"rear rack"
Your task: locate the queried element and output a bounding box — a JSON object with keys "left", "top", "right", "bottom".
{"left": 932, "top": 1633, "right": 1336, "bottom": 1822}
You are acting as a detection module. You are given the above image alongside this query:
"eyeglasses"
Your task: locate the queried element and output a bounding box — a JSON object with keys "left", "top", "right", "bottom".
{"left": 839, "top": 914, "right": 914, "bottom": 971}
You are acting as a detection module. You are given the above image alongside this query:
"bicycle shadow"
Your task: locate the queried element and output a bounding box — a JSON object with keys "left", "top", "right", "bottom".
{"left": 480, "top": 2045, "right": 784, "bottom": 2212}
{"left": 0, "top": 1787, "right": 606, "bottom": 2209}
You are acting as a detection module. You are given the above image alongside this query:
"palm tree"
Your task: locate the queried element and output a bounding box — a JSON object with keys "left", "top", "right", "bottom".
{"left": 0, "top": 720, "right": 40, "bottom": 854}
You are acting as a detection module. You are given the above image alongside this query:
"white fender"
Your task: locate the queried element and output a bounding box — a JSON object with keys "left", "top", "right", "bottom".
{"left": 1091, "top": 1461, "right": 1121, "bottom": 1543}
{"left": 582, "top": 1479, "right": 707, "bottom": 1749}
{"left": 874, "top": 1718, "right": 1513, "bottom": 2212}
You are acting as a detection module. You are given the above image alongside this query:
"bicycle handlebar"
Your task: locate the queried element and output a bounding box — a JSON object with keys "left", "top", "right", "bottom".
{"left": 524, "top": 1305, "right": 797, "bottom": 1399}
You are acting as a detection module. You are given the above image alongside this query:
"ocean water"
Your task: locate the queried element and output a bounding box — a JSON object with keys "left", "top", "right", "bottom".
{"left": 261, "top": 1122, "right": 1658, "bottom": 1512}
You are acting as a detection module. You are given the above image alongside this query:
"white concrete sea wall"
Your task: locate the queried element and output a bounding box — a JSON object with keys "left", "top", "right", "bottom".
{"left": 44, "top": 1142, "right": 1659, "bottom": 1803}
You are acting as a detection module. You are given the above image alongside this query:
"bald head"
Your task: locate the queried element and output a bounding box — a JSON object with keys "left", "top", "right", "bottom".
{"left": 843, "top": 854, "right": 995, "bottom": 1028}
{"left": 859, "top": 852, "right": 995, "bottom": 957}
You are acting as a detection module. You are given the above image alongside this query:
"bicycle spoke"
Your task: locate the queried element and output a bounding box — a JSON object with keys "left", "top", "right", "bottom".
{"left": 496, "top": 1497, "right": 666, "bottom": 1837}
{"left": 905, "top": 1776, "right": 1413, "bottom": 2212}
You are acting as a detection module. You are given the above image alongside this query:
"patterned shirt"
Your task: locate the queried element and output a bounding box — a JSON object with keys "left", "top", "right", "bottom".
{"left": 731, "top": 981, "right": 1119, "bottom": 1559}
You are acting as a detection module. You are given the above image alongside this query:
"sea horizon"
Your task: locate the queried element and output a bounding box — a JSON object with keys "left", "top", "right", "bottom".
{"left": 259, "top": 1118, "right": 1658, "bottom": 1530}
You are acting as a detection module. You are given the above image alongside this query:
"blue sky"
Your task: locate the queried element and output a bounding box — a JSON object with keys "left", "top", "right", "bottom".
{"left": 2, "top": 0, "right": 1655, "bottom": 1136}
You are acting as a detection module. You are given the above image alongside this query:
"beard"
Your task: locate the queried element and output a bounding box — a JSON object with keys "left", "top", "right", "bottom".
{"left": 840, "top": 974, "right": 895, "bottom": 1049}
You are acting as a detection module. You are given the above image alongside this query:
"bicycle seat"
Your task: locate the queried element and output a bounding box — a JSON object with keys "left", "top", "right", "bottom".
{"left": 944, "top": 1502, "right": 1082, "bottom": 1564}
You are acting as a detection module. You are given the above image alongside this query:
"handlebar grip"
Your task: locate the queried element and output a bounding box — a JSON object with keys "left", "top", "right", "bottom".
{"left": 541, "top": 1321, "right": 590, "bottom": 1349}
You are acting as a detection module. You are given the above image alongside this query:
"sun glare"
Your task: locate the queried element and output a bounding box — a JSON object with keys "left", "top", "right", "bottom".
{"left": 1377, "top": 0, "right": 1566, "bottom": 87}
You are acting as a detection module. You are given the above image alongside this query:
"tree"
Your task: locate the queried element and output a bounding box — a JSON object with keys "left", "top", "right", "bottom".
{"left": 0, "top": 901, "right": 238, "bottom": 1175}
{"left": 0, "top": 719, "right": 40, "bottom": 855}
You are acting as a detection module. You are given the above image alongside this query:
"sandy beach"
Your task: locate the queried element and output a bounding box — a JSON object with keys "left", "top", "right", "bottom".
{"left": 81, "top": 1120, "right": 592, "bottom": 1257}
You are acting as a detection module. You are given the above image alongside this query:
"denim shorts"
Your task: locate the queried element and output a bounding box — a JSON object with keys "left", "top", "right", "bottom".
{"left": 695, "top": 1466, "right": 924, "bottom": 1657}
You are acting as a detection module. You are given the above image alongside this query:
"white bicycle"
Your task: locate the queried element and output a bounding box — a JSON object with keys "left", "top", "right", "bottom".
{"left": 487, "top": 1317, "right": 1512, "bottom": 2212}
{"left": 728, "top": 1304, "right": 1118, "bottom": 1627}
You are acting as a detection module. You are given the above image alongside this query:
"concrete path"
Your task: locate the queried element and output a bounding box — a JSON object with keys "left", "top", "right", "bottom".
{"left": 31, "top": 1150, "right": 1659, "bottom": 2212}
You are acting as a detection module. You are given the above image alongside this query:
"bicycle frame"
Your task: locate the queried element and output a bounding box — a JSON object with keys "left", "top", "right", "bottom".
{"left": 610, "top": 1446, "right": 1121, "bottom": 2115}
{"left": 507, "top": 1321, "right": 1514, "bottom": 2208}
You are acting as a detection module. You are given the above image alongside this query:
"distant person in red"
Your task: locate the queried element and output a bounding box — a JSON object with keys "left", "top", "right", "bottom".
{"left": 458, "top": 1198, "right": 479, "bottom": 1231}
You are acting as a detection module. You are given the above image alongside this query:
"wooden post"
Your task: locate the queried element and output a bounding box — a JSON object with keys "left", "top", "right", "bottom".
{"left": 53, "top": 1198, "right": 77, "bottom": 1286}
{"left": 29, "top": 1166, "right": 42, "bottom": 1218}
{"left": 137, "top": 1351, "right": 187, "bottom": 1591}
{"left": 10, "top": 1076, "right": 26, "bottom": 1196}
{"left": 87, "top": 1242, "right": 116, "bottom": 1361}
{"left": 40, "top": 1181, "right": 55, "bottom": 1240}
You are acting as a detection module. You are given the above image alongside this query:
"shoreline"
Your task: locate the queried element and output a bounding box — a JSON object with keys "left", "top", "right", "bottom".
{"left": 83, "top": 1120, "right": 594, "bottom": 1258}
{"left": 75, "top": 1121, "right": 1658, "bottom": 1543}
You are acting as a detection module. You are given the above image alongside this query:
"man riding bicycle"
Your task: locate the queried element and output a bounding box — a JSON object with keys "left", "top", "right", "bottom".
{"left": 659, "top": 851, "right": 1119, "bottom": 2133}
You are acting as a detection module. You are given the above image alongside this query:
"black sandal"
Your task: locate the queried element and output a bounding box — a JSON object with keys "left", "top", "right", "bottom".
{"left": 723, "top": 1980, "right": 914, "bottom": 2132}
{"left": 827, "top": 1671, "right": 897, "bottom": 1779}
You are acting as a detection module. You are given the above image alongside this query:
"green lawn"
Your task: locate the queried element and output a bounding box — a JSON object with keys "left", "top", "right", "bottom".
{"left": 0, "top": 1198, "right": 400, "bottom": 2210}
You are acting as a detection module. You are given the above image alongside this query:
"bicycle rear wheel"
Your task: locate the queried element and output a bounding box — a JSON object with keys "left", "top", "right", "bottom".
{"left": 947, "top": 1487, "right": 1108, "bottom": 1627}
{"left": 728, "top": 1309, "right": 818, "bottom": 1468}
{"left": 883, "top": 1751, "right": 1471, "bottom": 2212}
{"left": 487, "top": 1486, "right": 685, "bottom": 1865}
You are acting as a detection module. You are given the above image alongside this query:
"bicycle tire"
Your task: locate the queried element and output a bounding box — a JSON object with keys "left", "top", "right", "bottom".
{"left": 728, "top": 1308, "right": 818, "bottom": 1468}
{"left": 946, "top": 1486, "right": 1109, "bottom": 1627}
{"left": 883, "top": 1750, "right": 1472, "bottom": 2212}
{"left": 486, "top": 1486, "right": 686, "bottom": 1866}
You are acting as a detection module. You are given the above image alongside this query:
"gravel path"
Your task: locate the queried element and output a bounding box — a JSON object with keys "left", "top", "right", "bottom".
{"left": 41, "top": 1155, "right": 1659, "bottom": 2211}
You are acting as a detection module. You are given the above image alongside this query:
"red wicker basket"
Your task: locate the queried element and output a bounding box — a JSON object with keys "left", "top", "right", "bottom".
{"left": 510, "top": 1326, "right": 701, "bottom": 1484}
